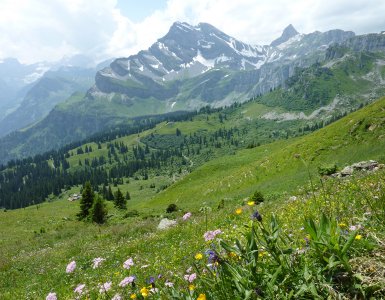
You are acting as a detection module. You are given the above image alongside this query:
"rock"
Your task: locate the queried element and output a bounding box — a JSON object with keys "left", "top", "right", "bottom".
{"left": 157, "top": 218, "right": 177, "bottom": 230}
{"left": 351, "top": 160, "right": 378, "bottom": 171}
{"left": 340, "top": 166, "right": 354, "bottom": 176}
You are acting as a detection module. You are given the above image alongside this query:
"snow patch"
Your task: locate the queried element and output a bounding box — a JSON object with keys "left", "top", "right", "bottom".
{"left": 277, "top": 34, "right": 303, "bottom": 50}
{"left": 193, "top": 50, "right": 215, "bottom": 69}
{"left": 171, "top": 101, "right": 177, "bottom": 108}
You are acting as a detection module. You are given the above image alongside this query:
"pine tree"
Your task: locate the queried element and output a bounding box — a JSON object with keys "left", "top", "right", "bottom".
{"left": 125, "top": 191, "right": 131, "bottom": 200}
{"left": 107, "top": 185, "right": 114, "bottom": 201}
{"left": 114, "top": 188, "right": 127, "bottom": 210}
{"left": 77, "top": 181, "right": 95, "bottom": 220}
{"left": 91, "top": 195, "right": 107, "bottom": 224}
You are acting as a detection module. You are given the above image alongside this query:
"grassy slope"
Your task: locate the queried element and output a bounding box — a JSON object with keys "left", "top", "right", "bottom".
{"left": 0, "top": 97, "right": 385, "bottom": 298}
{"left": 140, "top": 96, "right": 385, "bottom": 211}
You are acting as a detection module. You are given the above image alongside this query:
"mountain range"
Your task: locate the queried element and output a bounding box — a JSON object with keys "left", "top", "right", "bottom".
{"left": 1, "top": 22, "right": 385, "bottom": 165}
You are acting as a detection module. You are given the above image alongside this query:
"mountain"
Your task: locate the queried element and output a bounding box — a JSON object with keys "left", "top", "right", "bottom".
{"left": 0, "top": 58, "right": 50, "bottom": 121}
{"left": 270, "top": 24, "right": 299, "bottom": 47}
{"left": 2, "top": 22, "right": 385, "bottom": 165}
{"left": 0, "top": 57, "right": 112, "bottom": 137}
{"left": 91, "top": 22, "right": 354, "bottom": 109}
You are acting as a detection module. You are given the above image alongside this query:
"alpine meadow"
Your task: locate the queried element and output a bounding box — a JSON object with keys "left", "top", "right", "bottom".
{"left": 1, "top": 3, "right": 385, "bottom": 300}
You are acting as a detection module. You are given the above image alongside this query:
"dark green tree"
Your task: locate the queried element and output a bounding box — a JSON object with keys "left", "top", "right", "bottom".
{"left": 77, "top": 181, "right": 95, "bottom": 220}
{"left": 125, "top": 191, "right": 131, "bottom": 200}
{"left": 91, "top": 195, "right": 108, "bottom": 224}
{"left": 114, "top": 188, "right": 127, "bottom": 210}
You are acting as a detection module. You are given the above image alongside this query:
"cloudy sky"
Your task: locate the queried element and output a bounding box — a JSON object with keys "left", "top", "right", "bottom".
{"left": 1, "top": 0, "right": 385, "bottom": 64}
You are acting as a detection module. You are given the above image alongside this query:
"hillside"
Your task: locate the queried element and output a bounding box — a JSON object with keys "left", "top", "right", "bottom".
{"left": 0, "top": 96, "right": 384, "bottom": 299}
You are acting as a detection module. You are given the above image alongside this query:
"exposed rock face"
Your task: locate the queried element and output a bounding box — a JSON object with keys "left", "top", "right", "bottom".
{"left": 92, "top": 22, "right": 355, "bottom": 109}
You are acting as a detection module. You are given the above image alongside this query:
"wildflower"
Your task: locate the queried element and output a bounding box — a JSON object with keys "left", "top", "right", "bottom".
{"left": 203, "top": 229, "right": 222, "bottom": 241}
{"left": 186, "top": 266, "right": 193, "bottom": 273}
{"left": 119, "top": 276, "right": 136, "bottom": 287}
{"left": 66, "top": 260, "right": 76, "bottom": 273}
{"left": 195, "top": 253, "right": 203, "bottom": 260}
{"left": 206, "top": 250, "right": 220, "bottom": 264}
{"left": 46, "top": 292, "right": 57, "bottom": 300}
{"left": 197, "top": 294, "right": 207, "bottom": 300}
{"left": 165, "top": 281, "right": 174, "bottom": 287}
{"left": 188, "top": 284, "right": 195, "bottom": 291}
{"left": 228, "top": 251, "right": 238, "bottom": 259}
{"left": 92, "top": 257, "right": 105, "bottom": 269}
{"left": 258, "top": 251, "right": 267, "bottom": 258}
{"left": 183, "top": 212, "right": 192, "bottom": 220}
{"left": 251, "top": 210, "right": 262, "bottom": 222}
{"left": 99, "top": 282, "right": 112, "bottom": 294}
{"left": 150, "top": 288, "right": 159, "bottom": 294}
{"left": 235, "top": 208, "right": 242, "bottom": 215}
{"left": 130, "top": 294, "right": 137, "bottom": 299}
{"left": 355, "top": 234, "right": 362, "bottom": 240}
{"left": 123, "top": 258, "right": 134, "bottom": 269}
{"left": 112, "top": 294, "right": 122, "bottom": 300}
{"left": 74, "top": 283, "right": 86, "bottom": 295}
{"left": 338, "top": 222, "right": 347, "bottom": 228}
{"left": 140, "top": 287, "right": 149, "bottom": 297}
{"left": 349, "top": 225, "right": 358, "bottom": 231}
{"left": 184, "top": 273, "right": 197, "bottom": 283}
{"left": 148, "top": 276, "right": 155, "bottom": 284}
{"left": 247, "top": 201, "right": 255, "bottom": 206}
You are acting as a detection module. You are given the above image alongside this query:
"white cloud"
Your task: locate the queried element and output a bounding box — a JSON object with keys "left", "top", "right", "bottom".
{"left": 1, "top": 0, "right": 385, "bottom": 64}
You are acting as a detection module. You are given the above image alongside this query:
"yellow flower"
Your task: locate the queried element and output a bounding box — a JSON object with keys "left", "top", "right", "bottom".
{"left": 130, "top": 294, "right": 137, "bottom": 299}
{"left": 188, "top": 284, "right": 195, "bottom": 291}
{"left": 140, "top": 287, "right": 149, "bottom": 297}
{"left": 195, "top": 253, "right": 203, "bottom": 260}
{"left": 197, "top": 294, "right": 207, "bottom": 300}
{"left": 247, "top": 201, "right": 255, "bottom": 206}
{"left": 258, "top": 251, "right": 267, "bottom": 258}
{"left": 229, "top": 251, "right": 237, "bottom": 259}
{"left": 338, "top": 222, "right": 347, "bottom": 228}
{"left": 355, "top": 234, "right": 362, "bottom": 240}
{"left": 235, "top": 208, "right": 242, "bottom": 215}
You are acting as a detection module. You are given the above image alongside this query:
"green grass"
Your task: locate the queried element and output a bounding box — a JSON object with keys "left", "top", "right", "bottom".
{"left": 1, "top": 96, "right": 385, "bottom": 298}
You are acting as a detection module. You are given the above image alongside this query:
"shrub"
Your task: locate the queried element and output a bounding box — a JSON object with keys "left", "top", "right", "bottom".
{"left": 166, "top": 203, "right": 178, "bottom": 213}
{"left": 318, "top": 163, "right": 338, "bottom": 176}
{"left": 250, "top": 190, "right": 265, "bottom": 204}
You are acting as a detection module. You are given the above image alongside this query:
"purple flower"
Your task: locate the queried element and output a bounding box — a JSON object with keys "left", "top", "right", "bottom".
{"left": 182, "top": 212, "right": 192, "bottom": 220}
{"left": 99, "top": 282, "right": 112, "bottom": 294}
{"left": 46, "top": 292, "right": 57, "bottom": 300}
{"left": 74, "top": 283, "right": 86, "bottom": 295}
{"left": 92, "top": 257, "right": 105, "bottom": 269}
{"left": 184, "top": 273, "right": 197, "bottom": 283}
{"left": 119, "top": 276, "right": 136, "bottom": 287}
{"left": 206, "top": 250, "right": 220, "bottom": 264}
{"left": 203, "top": 229, "right": 222, "bottom": 241}
{"left": 251, "top": 210, "right": 262, "bottom": 222}
{"left": 123, "top": 258, "right": 134, "bottom": 269}
{"left": 66, "top": 261, "right": 76, "bottom": 273}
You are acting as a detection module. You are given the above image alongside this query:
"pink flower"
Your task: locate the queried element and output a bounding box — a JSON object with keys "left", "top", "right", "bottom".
{"left": 112, "top": 294, "right": 122, "bottom": 300}
{"left": 182, "top": 212, "right": 192, "bottom": 220}
{"left": 46, "top": 292, "right": 57, "bottom": 300}
{"left": 165, "top": 281, "right": 174, "bottom": 287}
{"left": 203, "top": 229, "right": 222, "bottom": 241}
{"left": 184, "top": 273, "right": 197, "bottom": 283}
{"left": 66, "top": 260, "right": 76, "bottom": 273}
{"left": 99, "top": 282, "right": 112, "bottom": 294}
{"left": 92, "top": 257, "right": 105, "bottom": 269}
{"left": 119, "top": 276, "right": 136, "bottom": 287}
{"left": 123, "top": 258, "right": 134, "bottom": 269}
{"left": 74, "top": 283, "right": 85, "bottom": 295}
